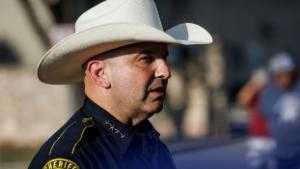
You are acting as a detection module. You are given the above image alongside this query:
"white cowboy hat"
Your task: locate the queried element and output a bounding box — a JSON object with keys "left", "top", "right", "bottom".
{"left": 38, "top": 0, "right": 213, "bottom": 84}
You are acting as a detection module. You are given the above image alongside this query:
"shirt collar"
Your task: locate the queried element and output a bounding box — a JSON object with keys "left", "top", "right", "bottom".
{"left": 81, "top": 97, "right": 160, "bottom": 155}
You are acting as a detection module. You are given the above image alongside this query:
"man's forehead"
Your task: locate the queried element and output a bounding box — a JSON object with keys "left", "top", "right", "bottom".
{"left": 97, "top": 42, "right": 168, "bottom": 59}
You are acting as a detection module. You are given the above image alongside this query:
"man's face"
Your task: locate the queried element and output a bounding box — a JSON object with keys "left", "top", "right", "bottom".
{"left": 275, "top": 71, "right": 293, "bottom": 89}
{"left": 106, "top": 42, "right": 170, "bottom": 117}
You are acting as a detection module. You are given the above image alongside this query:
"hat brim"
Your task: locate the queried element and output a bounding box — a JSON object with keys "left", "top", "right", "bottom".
{"left": 38, "top": 23, "right": 212, "bottom": 84}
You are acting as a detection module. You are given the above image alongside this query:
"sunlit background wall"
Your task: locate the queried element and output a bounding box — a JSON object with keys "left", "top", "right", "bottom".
{"left": 0, "top": 0, "right": 299, "bottom": 168}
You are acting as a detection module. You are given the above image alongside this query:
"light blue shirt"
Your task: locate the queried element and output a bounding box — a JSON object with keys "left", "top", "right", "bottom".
{"left": 260, "top": 78, "right": 300, "bottom": 158}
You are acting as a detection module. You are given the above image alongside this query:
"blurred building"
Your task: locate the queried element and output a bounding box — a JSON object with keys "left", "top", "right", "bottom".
{"left": 0, "top": 0, "right": 74, "bottom": 168}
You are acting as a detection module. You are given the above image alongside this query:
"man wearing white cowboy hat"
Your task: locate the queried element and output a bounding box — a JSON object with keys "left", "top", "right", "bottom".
{"left": 29, "top": 0, "right": 212, "bottom": 169}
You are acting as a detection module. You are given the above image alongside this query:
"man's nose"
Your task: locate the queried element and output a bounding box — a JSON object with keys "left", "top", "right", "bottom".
{"left": 155, "top": 59, "right": 171, "bottom": 80}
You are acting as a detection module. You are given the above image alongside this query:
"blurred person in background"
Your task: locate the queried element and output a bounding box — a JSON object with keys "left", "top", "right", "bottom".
{"left": 260, "top": 52, "right": 300, "bottom": 169}
{"left": 28, "top": 0, "right": 212, "bottom": 169}
{"left": 238, "top": 68, "right": 275, "bottom": 169}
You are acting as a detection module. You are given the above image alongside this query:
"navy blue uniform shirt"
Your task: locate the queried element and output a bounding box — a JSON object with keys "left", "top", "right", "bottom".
{"left": 29, "top": 97, "right": 176, "bottom": 169}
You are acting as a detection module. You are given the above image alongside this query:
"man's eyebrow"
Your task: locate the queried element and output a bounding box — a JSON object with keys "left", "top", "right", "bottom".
{"left": 139, "top": 49, "right": 169, "bottom": 58}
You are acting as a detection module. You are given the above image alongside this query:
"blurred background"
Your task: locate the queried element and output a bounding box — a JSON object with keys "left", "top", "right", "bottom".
{"left": 0, "top": 0, "right": 300, "bottom": 169}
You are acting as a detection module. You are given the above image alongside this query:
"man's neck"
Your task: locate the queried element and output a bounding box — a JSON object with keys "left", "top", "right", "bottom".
{"left": 85, "top": 94, "right": 147, "bottom": 127}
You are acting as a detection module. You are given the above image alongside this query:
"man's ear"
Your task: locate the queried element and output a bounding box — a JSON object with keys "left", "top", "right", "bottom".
{"left": 85, "top": 60, "right": 111, "bottom": 88}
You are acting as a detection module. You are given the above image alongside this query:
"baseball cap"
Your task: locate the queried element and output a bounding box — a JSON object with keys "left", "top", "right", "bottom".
{"left": 269, "top": 52, "right": 295, "bottom": 75}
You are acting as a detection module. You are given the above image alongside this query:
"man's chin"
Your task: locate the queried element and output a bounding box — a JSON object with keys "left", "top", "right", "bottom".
{"left": 148, "top": 102, "right": 164, "bottom": 114}
{"left": 141, "top": 97, "right": 165, "bottom": 116}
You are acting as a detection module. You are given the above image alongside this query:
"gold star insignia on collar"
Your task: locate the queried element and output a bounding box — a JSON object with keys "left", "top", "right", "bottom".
{"left": 104, "top": 120, "right": 110, "bottom": 125}
{"left": 109, "top": 124, "right": 115, "bottom": 131}
{"left": 120, "top": 133, "right": 127, "bottom": 139}
{"left": 103, "top": 120, "right": 127, "bottom": 140}
{"left": 114, "top": 129, "right": 120, "bottom": 134}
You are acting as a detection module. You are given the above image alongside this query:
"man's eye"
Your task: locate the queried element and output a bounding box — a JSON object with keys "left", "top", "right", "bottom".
{"left": 140, "top": 56, "right": 154, "bottom": 64}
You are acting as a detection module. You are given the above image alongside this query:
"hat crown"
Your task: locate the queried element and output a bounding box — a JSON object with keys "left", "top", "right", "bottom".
{"left": 269, "top": 52, "right": 295, "bottom": 74}
{"left": 75, "top": 0, "right": 163, "bottom": 33}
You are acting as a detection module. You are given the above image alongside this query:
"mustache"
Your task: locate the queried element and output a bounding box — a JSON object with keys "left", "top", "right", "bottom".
{"left": 147, "top": 79, "right": 168, "bottom": 92}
